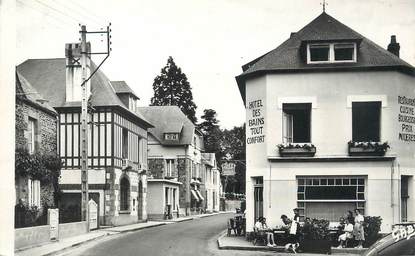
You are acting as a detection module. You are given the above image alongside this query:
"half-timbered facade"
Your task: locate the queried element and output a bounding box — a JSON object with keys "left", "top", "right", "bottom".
{"left": 17, "top": 44, "right": 153, "bottom": 226}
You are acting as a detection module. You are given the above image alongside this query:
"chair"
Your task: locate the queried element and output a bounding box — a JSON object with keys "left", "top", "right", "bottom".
{"left": 227, "top": 218, "right": 236, "bottom": 236}
{"left": 252, "top": 227, "right": 267, "bottom": 245}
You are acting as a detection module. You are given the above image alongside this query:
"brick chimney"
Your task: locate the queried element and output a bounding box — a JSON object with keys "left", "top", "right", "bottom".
{"left": 387, "top": 35, "right": 400, "bottom": 57}
{"left": 65, "top": 43, "right": 91, "bottom": 102}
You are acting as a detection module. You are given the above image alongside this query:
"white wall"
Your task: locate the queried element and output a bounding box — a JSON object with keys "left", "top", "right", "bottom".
{"left": 244, "top": 70, "right": 415, "bottom": 232}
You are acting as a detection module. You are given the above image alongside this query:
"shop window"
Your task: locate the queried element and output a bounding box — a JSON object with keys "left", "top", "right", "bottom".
{"left": 297, "top": 177, "right": 365, "bottom": 221}
{"left": 120, "top": 177, "right": 130, "bottom": 211}
{"left": 282, "top": 103, "right": 311, "bottom": 143}
{"left": 122, "top": 128, "right": 128, "bottom": 159}
{"left": 28, "top": 178, "right": 41, "bottom": 207}
{"left": 352, "top": 102, "right": 381, "bottom": 142}
{"left": 28, "top": 118, "right": 37, "bottom": 154}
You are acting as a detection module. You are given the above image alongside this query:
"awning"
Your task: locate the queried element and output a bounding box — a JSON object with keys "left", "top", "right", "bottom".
{"left": 191, "top": 190, "right": 200, "bottom": 202}
{"left": 196, "top": 190, "right": 204, "bottom": 201}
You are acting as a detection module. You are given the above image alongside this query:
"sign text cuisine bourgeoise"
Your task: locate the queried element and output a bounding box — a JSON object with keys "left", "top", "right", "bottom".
{"left": 398, "top": 96, "right": 415, "bottom": 142}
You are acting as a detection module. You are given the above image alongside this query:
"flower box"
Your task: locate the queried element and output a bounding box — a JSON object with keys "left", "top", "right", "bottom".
{"left": 278, "top": 144, "right": 316, "bottom": 157}
{"left": 348, "top": 141, "right": 389, "bottom": 156}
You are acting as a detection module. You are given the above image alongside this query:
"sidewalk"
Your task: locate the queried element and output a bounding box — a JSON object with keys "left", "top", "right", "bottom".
{"left": 217, "top": 232, "right": 365, "bottom": 256}
{"left": 15, "top": 211, "right": 229, "bottom": 256}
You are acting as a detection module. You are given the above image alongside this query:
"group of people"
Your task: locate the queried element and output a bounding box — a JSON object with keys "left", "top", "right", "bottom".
{"left": 254, "top": 208, "right": 366, "bottom": 249}
{"left": 337, "top": 209, "right": 365, "bottom": 249}
{"left": 254, "top": 208, "right": 301, "bottom": 247}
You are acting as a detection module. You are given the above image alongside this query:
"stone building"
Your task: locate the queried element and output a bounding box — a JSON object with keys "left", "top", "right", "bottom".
{"left": 139, "top": 106, "right": 206, "bottom": 217}
{"left": 15, "top": 71, "right": 59, "bottom": 226}
{"left": 17, "top": 43, "right": 153, "bottom": 226}
{"left": 236, "top": 11, "right": 415, "bottom": 233}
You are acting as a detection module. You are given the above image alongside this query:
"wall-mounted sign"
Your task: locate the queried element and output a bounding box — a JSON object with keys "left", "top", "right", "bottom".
{"left": 48, "top": 208, "right": 59, "bottom": 240}
{"left": 222, "top": 162, "right": 236, "bottom": 176}
{"left": 89, "top": 199, "right": 98, "bottom": 230}
{"left": 247, "top": 99, "right": 265, "bottom": 144}
{"left": 398, "top": 96, "right": 415, "bottom": 142}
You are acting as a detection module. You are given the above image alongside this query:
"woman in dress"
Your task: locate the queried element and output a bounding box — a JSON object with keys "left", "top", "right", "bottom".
{"left": 353, "top": 209, "right": 365, "bottom": 248}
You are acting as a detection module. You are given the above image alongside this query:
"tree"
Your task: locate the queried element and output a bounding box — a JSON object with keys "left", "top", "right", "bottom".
{"left": 198, "top": 109, "right": 223, "bottom": 165}
{"left": 221, "top": 124, "right": 246, "bottom": 194}
{"left": 150, "top": 56, "right": 198, "bottom": 123}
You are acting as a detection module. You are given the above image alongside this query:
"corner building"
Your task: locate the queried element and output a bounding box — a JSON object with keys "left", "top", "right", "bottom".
{"left": 236, "top": 12, "right": 415, "bottom": 233}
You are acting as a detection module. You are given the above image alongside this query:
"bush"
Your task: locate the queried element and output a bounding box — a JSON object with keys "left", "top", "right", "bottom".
{"left": 364, "top": 216, "right": 382, "bottom": 247}
{"left": 301, "top": 218, "right": 330, "bottom": 240}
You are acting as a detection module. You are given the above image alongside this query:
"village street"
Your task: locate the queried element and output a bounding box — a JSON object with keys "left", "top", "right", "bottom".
{"left": 60, "top": 213, "right": 277, "bottom": 256}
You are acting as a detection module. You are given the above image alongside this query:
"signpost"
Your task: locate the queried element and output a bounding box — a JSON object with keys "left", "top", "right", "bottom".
{"left": 88, "top": 199, "right": 98, "bottom": 230}
{"left": 48, "top": 209, "right": 59, "bottom": 241}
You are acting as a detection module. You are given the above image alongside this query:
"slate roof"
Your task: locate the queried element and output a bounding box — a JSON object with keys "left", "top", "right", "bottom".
{"left": 111, "top": 81, "right": 139, "bottom": 99}
{"left": 17, "top": 58, "right": 152, "bottom": 128}
{"left": 16, "top": 71, "right": 57, "bottom": 115}
{"left": 236, "top": 12, "right": 415, "bottom": 102}
{"left": 138, "top": 106, "right": 196, "bottom": 146}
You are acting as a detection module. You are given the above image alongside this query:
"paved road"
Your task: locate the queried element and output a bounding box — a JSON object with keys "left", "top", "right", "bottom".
{"left": 65, "top": 213, "right": 279, "bottom": 256}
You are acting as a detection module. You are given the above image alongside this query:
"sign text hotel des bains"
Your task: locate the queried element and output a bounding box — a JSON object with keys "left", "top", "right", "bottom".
{"left": 398, "top": 96, "right": 415, "bottom": 142}
{"left": 247, "top": 99, "right": 265, "bottom": 144}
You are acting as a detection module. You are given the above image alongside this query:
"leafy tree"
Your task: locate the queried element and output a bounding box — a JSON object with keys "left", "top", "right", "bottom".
{"left": 150, "top": 56, "right": 198, "bottom": 123}
{"left": 198, "top": 109, "right": 223, "bottom": 169}
{"left": 221, "top": 124, "right": 246, "bottom": 194}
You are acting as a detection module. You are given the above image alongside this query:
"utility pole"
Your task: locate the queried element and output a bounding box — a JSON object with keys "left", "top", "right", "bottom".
{"left": 80, "top": 24, "right": 89, "bottom": 229}
{"left": 79, "top": 24, "right": 112, "bottom": 232}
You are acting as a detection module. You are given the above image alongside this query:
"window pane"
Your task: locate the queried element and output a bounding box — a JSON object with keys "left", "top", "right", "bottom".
{"left": 351, "top": 179, "right": 357, "bottom": 185}
{"left": 305, "top": 186, "right": 357, "bottom": 200}
{"left": 357, "top": 193, "right": 365, "bottom": 200}
{"left": 358, "top": 186, "right": 364, "bottom": 192}
{"left": 310, "top": 45, "right": 330, "bottom": 61}
{"left": 313, "top": 179, "right": 320, "bottom": 186}
{"left": 298, "top": 193, "right": 304, "bottom": 200}
{"left": 283, "top": 103, "right": 311, "bottom": 143}
{"left": 336, "top": 179, "right": 342, "bottom": 185}
{"left": 328, "top": 179, "right": 334, "bottom": 185}
{"left": 321, "top": 179, "right": 327, "bottom": 185}
{"left": 334, "top": 44, "right": 354, "bottom": 61}
{"left": 306, "top": 179, "right": 312, "bottom": 186}
{"left": 298, "top": 186, "right": 305, "bottom": 192}
{"left": 352, "top": 102, "right": 381, "bottom": 142}
{"left": 298, "top": 179, "right": 304, "bottom": 185}
{"left": 343, "top": 179, "right": 350, "bottom": 185}
{"left": 297, "top": 202, "right": 305, "bottom": 208}
{"left": 358, "top": 178, "right": 365, "bottom": 185}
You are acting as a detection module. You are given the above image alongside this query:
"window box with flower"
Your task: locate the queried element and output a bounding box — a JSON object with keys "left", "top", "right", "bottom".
{"left": 348, "top": 141, "right": 390, "bottom": 156}
{"left": 277, "top": 143, "right": 316, "bottom": 157}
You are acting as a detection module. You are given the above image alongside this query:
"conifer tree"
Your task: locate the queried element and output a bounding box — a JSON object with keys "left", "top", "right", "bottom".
{"left": 150, "top": 56, "right": 197, "bottom": 123}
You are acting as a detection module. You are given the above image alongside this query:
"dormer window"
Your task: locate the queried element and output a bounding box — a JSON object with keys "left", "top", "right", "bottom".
{"left": 164, "top": 133, "right": 179, "bottom": 141}
{"left": 307, "top": 42, "right": 356, "bottom": 64}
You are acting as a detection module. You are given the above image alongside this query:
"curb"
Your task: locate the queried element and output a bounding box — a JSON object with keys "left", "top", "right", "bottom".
{"left": 217, "top": 231, "right": 285, "bottom": 252}
{"left": 104, "top": 222, "right": 167, "bottom": 233}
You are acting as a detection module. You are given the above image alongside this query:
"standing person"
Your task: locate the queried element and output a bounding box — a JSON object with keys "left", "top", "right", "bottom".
{"left": 346, "top": 210, "right": 355, "bottom": 225}
{"left": 292, "top": 208, "right": 300, "bottom": 242}
{"left": 353, "top": 209, "right": 365, "bottom": 248}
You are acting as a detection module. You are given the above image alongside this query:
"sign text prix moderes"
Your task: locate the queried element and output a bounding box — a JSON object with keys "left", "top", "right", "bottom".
{"left": 247, "top": 99, "right": 265, "bottom": 144}
{"left": 398, "top": 96, "right": 415, "bottom": 142}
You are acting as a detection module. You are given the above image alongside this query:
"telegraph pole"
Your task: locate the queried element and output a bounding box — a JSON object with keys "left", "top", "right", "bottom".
{"left": 79, "top": 24, "right": 111, "bottom": 232}
{"left": 80, "top": 25, "right": 89, "bottom": 229}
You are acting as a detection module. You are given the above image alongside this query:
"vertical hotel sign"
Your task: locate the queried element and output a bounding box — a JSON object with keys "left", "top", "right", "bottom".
{"left": 398, "top": 96, "right": 415, "bottom": 142}
{"left": 247, "top": 99, "right": 265, "bottom": 144}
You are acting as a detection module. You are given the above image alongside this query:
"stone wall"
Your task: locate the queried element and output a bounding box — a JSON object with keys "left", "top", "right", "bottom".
{"left": 148, "top": 158, "right": 164, "bottom": 179}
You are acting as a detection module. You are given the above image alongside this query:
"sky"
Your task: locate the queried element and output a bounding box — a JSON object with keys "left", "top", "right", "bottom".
{"left": 16, "top": 0, "right": 415, "bottom": 129}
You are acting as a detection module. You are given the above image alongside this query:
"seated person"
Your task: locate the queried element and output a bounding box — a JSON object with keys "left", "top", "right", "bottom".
{"left": 280, "top": 214, "right": 292, "bottom": 231}
{"left": 337, "top": 218, "right": 354, "bottom": 248}
{"left": 255, "top": 217, "right": 276, "bottom": 247}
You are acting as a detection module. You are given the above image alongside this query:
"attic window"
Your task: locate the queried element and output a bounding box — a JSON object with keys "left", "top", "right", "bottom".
{"left": 307, "top": 43, "right": 356, "bottom": 64}
{"left": 164, "top": 133, "right": 179, "bottom": 141}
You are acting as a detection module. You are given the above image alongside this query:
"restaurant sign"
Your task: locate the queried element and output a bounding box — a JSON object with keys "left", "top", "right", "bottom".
{"left": 398, "top": 96, "right": 415, "bottom": 142}
{"left": 222, "top": 162, "right": 236, "bottom": 176}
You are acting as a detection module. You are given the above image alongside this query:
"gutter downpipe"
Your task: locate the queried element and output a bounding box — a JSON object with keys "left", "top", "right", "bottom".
{"left": 391, "top": 159, "right": 394, "bottom": 227}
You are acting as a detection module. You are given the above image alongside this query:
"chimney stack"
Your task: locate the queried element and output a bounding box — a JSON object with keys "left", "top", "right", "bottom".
{"left": 65, "top": 43, "right": 91, "bottom": 102}
{"left": 387, "top": 35, "right": 400, "bottom": 57}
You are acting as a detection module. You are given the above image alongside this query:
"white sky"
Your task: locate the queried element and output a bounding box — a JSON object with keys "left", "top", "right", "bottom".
{"left": 16, "top": 0, "right": 415, "bottom": 129}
